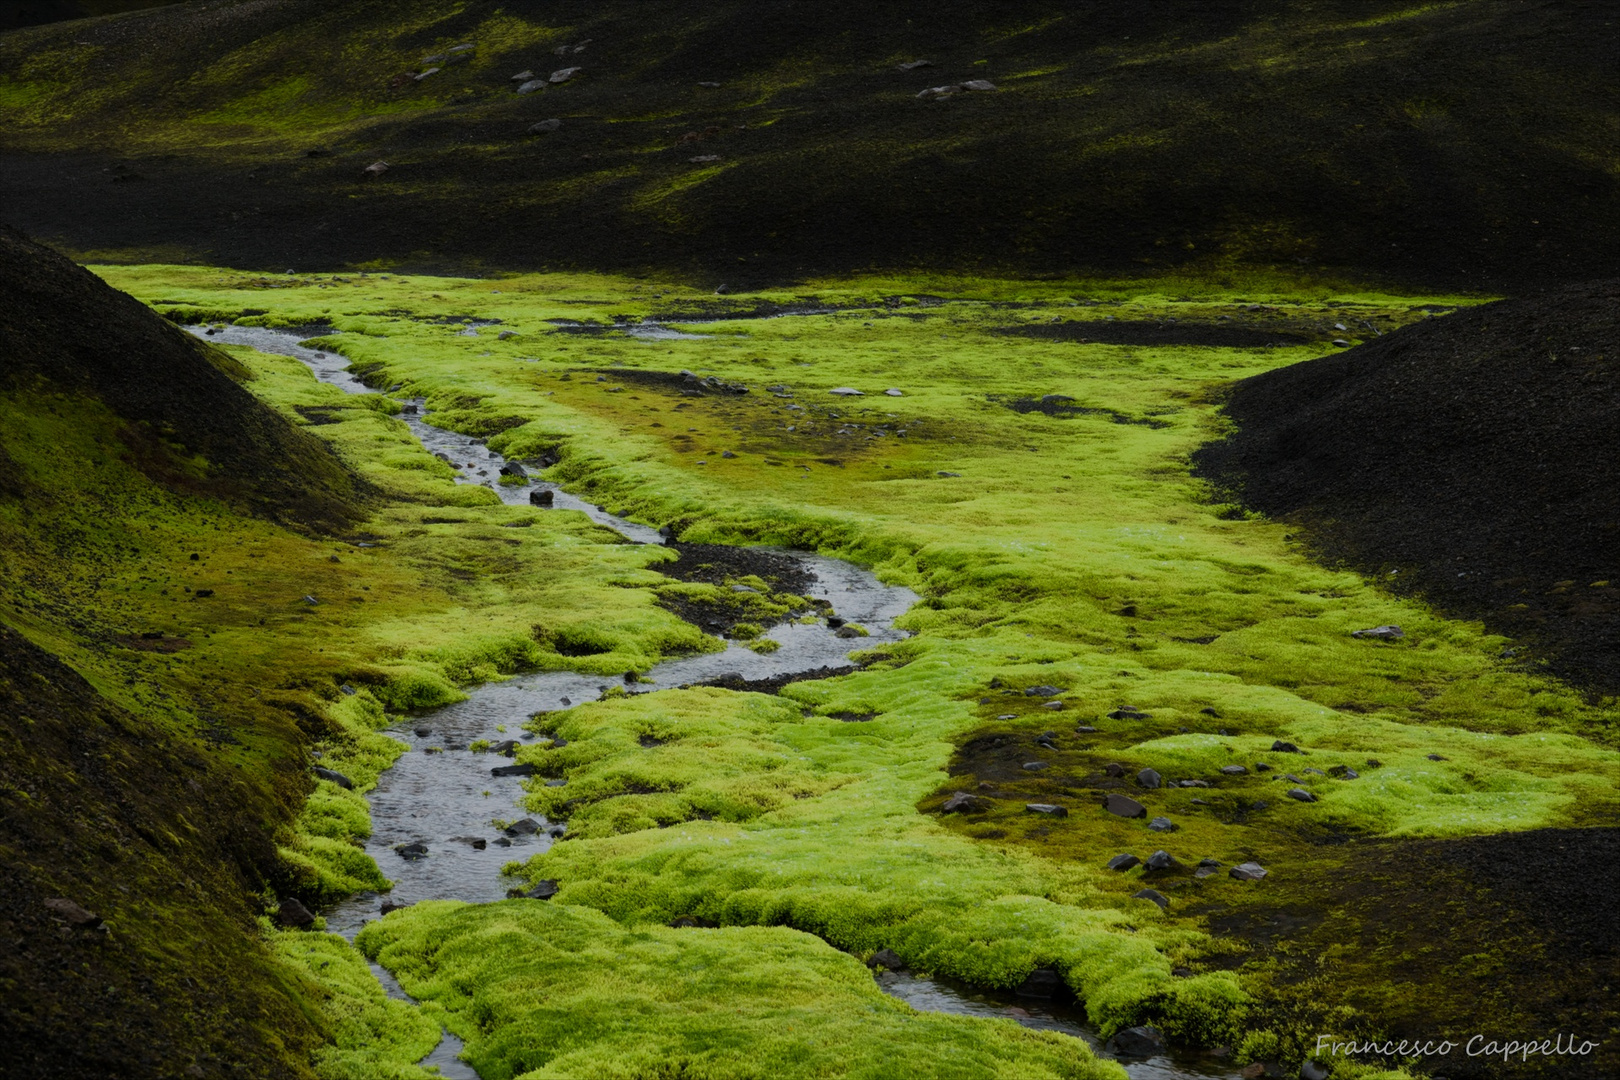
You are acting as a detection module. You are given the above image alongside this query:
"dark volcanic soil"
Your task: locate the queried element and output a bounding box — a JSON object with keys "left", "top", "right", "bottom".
{"left": 1195, "top": 281, "right": 1620, "bottom": 698}
{"left": 0, "top": 224, "right": 370, "bottom": 532}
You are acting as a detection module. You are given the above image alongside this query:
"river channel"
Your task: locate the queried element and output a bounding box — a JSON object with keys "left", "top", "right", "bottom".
{"left": 191, "top": 324, "right": 1239, "bottom": 1080}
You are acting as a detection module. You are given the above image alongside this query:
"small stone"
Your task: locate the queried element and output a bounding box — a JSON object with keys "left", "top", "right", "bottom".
{"left": 414, "top": 727, "right": 432, "bottom": 737}
{"left": 1024, "top": 685, "right": 1062, "bottom": 697}
{"left": 1255, "top": 762, "right": 1273, "bottom": 772}
{"left": 1132, "top": 888, "right": 1169, "bottom": 910}
{"left": 1108, "top": 1025, "right": 1168, "bottom": 1057}
{"left": 1041, "top": 700, "right": 1064, "bottom": 710}
{"left": 884, "top": 388, "right": 904, "bottom": 396}
{"left": 1302, "top": 767, "right": 1326, "bottom": 776}
{"left": 997, "top": 713, "right": 1017, "bottom": 720}
{"left": 936, "top": 471, "right": 961, "bottom": 477}
{"left": 300, "top": 594, "right": 319, "bottom": 604}
{"left": 897, "top": 59, "right": 934, "bottom": 71}
{"left": 1220, "top": 764, "right": 1248, "bottom": 775}
{"left": 1144, "top": 850, "right": 1182, "bottom": 872}
{"left": 1350, "top": 625, "right": 1404, "bottom": 640}
{"left": 1025, "top": 803, "right": 1067, "bottom": 817}
{"left": 1103, "top": 793, "right": 1146, "bottom": 818}
{"left": 489, "top": 739, "right": 520, "bottom": 756}
{"left": 43, "top": 897, "right": 101, "bottom": 926}
{"left": 1137, "top": 768, "right": 1162, "bottom": 789}
{"left": 1250, "top": 800, "right": 1269, "bottom": 810}
{"left": 1230, "top": 862, "right": 1268, "bottom": 881}
{"left": 530, "top": 489, "right": 555, "bottom": 507}
{"left": 1148, "top": 816, "right": 1175, "bottom": 832}
{"left": 1015, "top": 967, "right": 1065, "bottom": 997}
{"left": 829, "top": 387, "right": 863, "bottom": 396}
{"left": 550, "top": 66, "right": 582, "bottom": 83}
{"left": 1200, "top": 706, "right": 1221, "bottom": 717}
{"left": 527, "top": 118, "right": 562, "bottom": 133}
{"left": 1106, "top": 853, "right": 1140, "bottom": 871}
{"left": 545, "top": 778, "right": 567, "bottom": 787}
{"left": 1103, "top": 762, "right": 1125, "bottom": 777}
{"left": 511, "top": 70, "right": 535, "bottom": 81}
{"left": 961, "top": 79, "right": 996, "bottom": 91}
{"left": 523, "top": 880, "right": 560, "bottom": 900}
{"left": 516, "top": 79, "right": 547, "bottom": 94}
{"left": 1365, "top": 758, "right": 1384, "bottom": 768}
{"left": 1426, "top": 753, "right": 1448, "bottom": 761}
{"left": 414, "top": 69, "right": 439, "bottom": 81}
{"left": 1287, "top": 788, "right": 1316, "bottom": 802}
{"left": 313, "top": 766, "right": 353, "bottom": 790}
{"left": 1074, "top": 725, "right": 1098, "bottom": 733}
{"left": 274, "top": 897, "right": 314, "bottom": 929}
{"left": 396, "top": 841, "right": 428, "bottom": 860}
{"left": 1335, "top": 766, "right": 1363, "bottom": 781}
{"left": 1332, "top": 338, "right": 1351, "bottom": 347}
{"left": 1270, "top": 740, "right": 1302, "bottom": 754}
{"left": 491, "top": 763, "right": 538, "bottom": 777}
{"left": 868, "top": 947, "right": 906, "bottom": 970}
{"left": 1179, "top": 779, "right": 1209, "bottom": 788}
{"left": 380, "top": 901, "right": 409, "bottom": 915}
{"left": 835, "top": 625, "right": 863, "bottom": 638}
{"left": 505, "top": 818, "right": 541, "bottom": 836}
{"left": 1194, "top": 865, "right": 1219, "bottom": 878}
{"left": 498, "top": 330, "right": 517, "bottom": 340}
{"left": 721, "top": 450, "right": 737, "bottom": 458}
{"left": 499, "top": 461, "right": 528, "bottom": 479}
{"left": 941, "top": 791, "right": 983, "bottom": 813}
{"left": 1301, "top": 1062, "right": 1331, "bottom": 1080}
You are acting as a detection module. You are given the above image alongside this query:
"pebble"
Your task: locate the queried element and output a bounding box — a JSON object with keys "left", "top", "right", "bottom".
{"left": 1427, "top": 753, "right": 1448, "bottom": 761}
{"left": 1332, "top": 338, "right": 1351, "bottom": 347}
{"left": 505, "top": 818, "right": 541, "bottom": 836}
{"left": 1024, "top": 685, "right": 1062, "bottom": 697}
{"left": 1229, "top": 862, "right": 1268, "bottom": 881}
{"left": 498, "top": 330, "right": 517, "bottom": 340}
{"left": 1148, "top": 816, "right": 1175, "bottom": 832}
{"left": 414, "top": 69, "right": 439, "bottom": 81}
{"left": 1132, "top": 888, "right": 1169, "bottom": 910}
{"left": 361, "top": 162, "right": 388, "bottom": 178}
{"left": 1107, "top": 853, "right": 1140, "bottom": 871}
{"left": 1025, "top": 803, "right": 1067, "bottom": 817}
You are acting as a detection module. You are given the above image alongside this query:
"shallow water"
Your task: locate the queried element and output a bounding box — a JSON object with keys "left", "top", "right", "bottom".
{"left": 192, "top": 323, "right": 1237, "bottom": 1080}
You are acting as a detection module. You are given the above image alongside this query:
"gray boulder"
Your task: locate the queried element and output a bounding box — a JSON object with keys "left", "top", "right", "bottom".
{"left": 1137, "top": 768, "right": 1162, "bottom": 789}
{"left": 1107, "top": 1026, "right": 1167, "bottom": 1057}
{"left": 1103, "top": 793, "right": 1146, "bottom": 818}
{"left": 1132, "top": 888, "right": 1169, "bottom": 910}
{"left": 1230, "top": 862, "right": 1268, "bottom": 881}
{"left": 1025, "top": 803, "right": 1067, "bottom": 817}
{"left": 1106, "top": 853, "right": 1139, "bottom": 871}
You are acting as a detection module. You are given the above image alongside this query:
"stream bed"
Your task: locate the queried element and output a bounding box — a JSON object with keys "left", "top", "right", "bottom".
{"left": 192, "top": 325, "right": 1239, "bottom": 1080}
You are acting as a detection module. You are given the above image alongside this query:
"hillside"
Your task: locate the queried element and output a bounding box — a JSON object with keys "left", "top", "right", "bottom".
{"left": 1196, "top": 280, "right": 1620, "bottom": 695}
{"left": 0, "top": 0, "right": 1616, "bottom": 287}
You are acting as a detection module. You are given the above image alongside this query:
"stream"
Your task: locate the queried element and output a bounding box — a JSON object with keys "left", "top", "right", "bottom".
{"left": 192, "top": 324, "right": 1239, "bottom": 1080}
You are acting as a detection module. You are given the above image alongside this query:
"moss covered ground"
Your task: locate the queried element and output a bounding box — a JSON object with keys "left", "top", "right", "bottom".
{"left": 86, "top": 263, "right": 1620, "bottom": 1077}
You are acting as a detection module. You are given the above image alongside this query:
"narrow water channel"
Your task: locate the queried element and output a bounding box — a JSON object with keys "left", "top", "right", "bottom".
{"left": 191, "top": 325, "right": 1239, "bottom": 1080}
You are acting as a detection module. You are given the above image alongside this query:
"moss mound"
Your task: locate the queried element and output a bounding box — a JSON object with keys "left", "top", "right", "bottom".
{"left": 0, "top": 224, "right": 369, "bottom": 532}
{"left": 1196, "top": 281, "right": 1620, "bottom": 695}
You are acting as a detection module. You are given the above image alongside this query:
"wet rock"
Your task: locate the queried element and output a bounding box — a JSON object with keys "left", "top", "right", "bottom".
{"left": 530, "top": 489, "right": 555, "bottom": 506}
{"left": 523, "top": 880, "right": 559, "bottom": 900}
{"left": 1103, "top": 762, "right": 1125, "bottom": 777}
{"left": 1144, "top": 850, "right": 1182, "bottom": 872}
{"left": 1021, "top": 761, "right": 1049, "bottom": 771}
{"left": 1025, "top": 803, "right": 1067, "bottom": 817}
{"left": 1230, "top": 862, "right": 1268, "bottom": 881}
{"left": 1034, "top": 734, "right": 1057, "bottom": 749}
{"left": 414, "top": 727, "right": 432, "bottom": 737}
{"left": 1108, "top": 1025, "right": 1167, "bottom": 1057}
{"left": 1179, "top": 779, "right": 1209, "bottom": 788}
{"left": 1301, "top": 1062, "right": 1332, "bottom": 1080}
{"left": 43, "top": 897, "right": 101, "bottom": 927}
{"left": 1132, "top": 888, "right": 1169, "bottom": 910}
{"left": 545, "top": 824, "right": 566, "bottom": 837}
{"left": 868, "top": 947, "right": 906, "bottom": 971}
{"left": 1270, "top": 740, "right": 1303, "bottom": 754}
{"left": 550, "top": 67, "right": 582, "bottom": 83}
{"left": 1107, "top": 853, "right": 1140, "bottom": 871}
{"left": 1024, "top": 685, "right": 1063, "bottom": 697}
{"left": 494, "top": 837, "right": 511, "bottom": 847}
{"left": 396, "top": 841, "right": 428, "bottom": 860}
{"left": 1302, "top": 767, "right": 1326, "bottom": 776}
{"left": 1147, "top": 816, "right": 1175, "bottom": 832}
{"left": 313, "top": 766, "right": 353, "bottom": 790}
{"left": 489, "top": 739, "right": 520, "bottom": 756}
{"left": 505, "top": 817, "right": 541, "bottom": 836}
{"left": 499, "top": 461, "right": 528, "bottom": 479}
{"left": 1287, "top": 788, "right": 1316, "bottom": 803}
{"left": 527, "top": 118, "right": 562, "bottom": 133}
{"left": 825, "top": 616, "right": 846, "bottom": 628}
{"left": 1015, "top": 967, "right": 1066, "bottom": 997}
{"left": 1137, "top": 768, "right": 1162, "bottom": 789}
{"left": 1103, "top": 793, "right": 1146, "bottom": 818}
{"left": 941, "top": 791, "right": 983, "bottom": 813}
{"left": 274, "top": 897, "right": 315, "bottom": 929}
{"left": 835, "top": 625, "right": 863, "bottom": 638}
{"left": 380, "top": 901, "right": 410, "bottom": 915}
{"left": 1350, "top": 625, "right": 1405, "bottom": 640}
{"left": 450, "top": 836, "right": 487, "bottom": 850}
{"left": 491, "top": 763, "right": 538, "bottom": 777}
{"left": 1220, "top": 764, "right": 1248, "bottom": 775}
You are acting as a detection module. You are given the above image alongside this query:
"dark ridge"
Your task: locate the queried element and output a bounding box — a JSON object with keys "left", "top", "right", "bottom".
{"left": 0, "top": 624, "right": 318, "bottom": 1080}
{"left": 1, "top": 1, "right": 1617, "bottom": 289}
{"left": 0, "top": 224, "right": 370, "bottom": 532}
{"left": 994, "top": 395, "right": 1172, "bottom": 428}
{"left": 597, "top": 368, "right": 750, "bottom": 395}
{"left": 995, "top": 320, "right": 1310, "bottom": 348}
{"left": 1194, "top": 281, "right": 1620, "bottom": 696}
{"left": 684, "top": 665, "right": 856, "bottom": 696}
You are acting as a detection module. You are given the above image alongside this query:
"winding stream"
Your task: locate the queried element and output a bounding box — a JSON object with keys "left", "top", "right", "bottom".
{"left": 192, "top": 325, "right": 1238, "bottom": 1080}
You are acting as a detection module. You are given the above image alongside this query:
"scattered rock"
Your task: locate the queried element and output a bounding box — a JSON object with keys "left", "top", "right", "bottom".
{"left": 505, "top": 817, "right": 541, "bottom": 836}
{"left": 1144, "top": 850, "right": 1182, "bottom": 872}
{"left": 274, "top": 897, "right": 314, "bottom": 929}
{"left": 545, "top": 778, "right": 567, "bottom": 787}
{"left": 1194, "top": 865, "right": 1220, "bottom": 878}
{"left": 300, "top": 595, "right": 319, "bottom": 604}
{"left": 1199, "top": 857, "right": 1222, "bottom": 867}
{"left": 1255, "top": 762, "right": 1273, "bottom": 772}
{"left": 1137, "top": 767, "right": 1162, "bottom": 789}
{"left": 511, "top": 70, "right": 535, "bottom": 81}
{"left": 1220, "top": 764, "right": 1248, "bottom": 775}
{"left": 1103, "top": 762, "right": 1125, "bottom": 777}
{"left": 884, "top": 388, "right": 904, "bottom": 396}
{"left": 1230, "top": 862, "right": 1268, "bottom": 881}
{"left": 499, "top": 461, "right": 528, "bottom": 479}
{"left": 721, "top": 450, "right": 737, "bottom": 458}
{"left": 829, "top": 387, "right": 863, "bottom": 396}
{"left": 1103, "top": 793, "right": 1146, "bottom": 818}
{"left": 1179, "top": 779, "right": 1209, "bottom": 788}
{"left": 1270, "top": 740, "right": 1303, "bottom": 753}
{"left": 414, "top": 69, "right": 439, "bottom": 81}
{"left": 491, "top": 763, "right": 538, "bottom": 777}
{"left": 1108, "top": 707, "right": 1149, "bottom": 720}
{"left": 941, "top": 791, "right": 983, "bottom": 813}
{"left": 1022, "top": 761, "right": 1049, "bottom": 771}
{"left": 1148, "top": 816, "right": 1175, "bottom": 832}
{"left": 530, "top": 489, "right": 555, "bottom": 506}
{"left": 1132, "top": 888, "right": 1169, "bottom": 910}
{"left": 936, "top": 471, "right": 961, "bottom": 477}
{"left": 395, "top": 841, "right": 428, "bottom": 860}
{"left": 1108, "top": 1025, "right": 1168, "bottom": 1057}
{"left": 1426, "top": 753, "right": 1449, "bottom": 761}
{"left": 689, "top": 154, "right": 721, "bottom": 163}
{"left": 414, "top": 727, "right": 432, "bottom": 737}
{"left": 868, "top": 947, "right": 906, "bottom": 971}
{"left": 527, "top": 118, "right": 562, "bottom": 133}
{"left": 835, "top": 625, "right": 863, "bottom": 638}
{"left": 1302, "top": 1062, "right": 1332, "bottom": 1080}
{"left": 498, "top": 330, "right": 517, "bottom": 340}
{"left": 1074, "top": 724, "right": 1098, "bottom": 733}
{"left": 917, "top": 84, "right": 962, "bottom": 100}
{"left": 380, "top": 901, "right": 409, "bottom": 915}
{"left": 43, "top": 897, "right": 101, "bottom": 927}
{"left": 1024, "top": 685, "right": 1063, "bottom": 697}
{"left": 897, "top": 59, "right": 934, "bottom": 71}
{"left": 1287, "top": 788, "right": 1316, "bottom": 803}
{"left": 1015, "top": 967, "right": 1066, "bottom": 997}
{"left": 313, "top": 766, "right": 353, "bottom": 790}
{"left": 1025, "top": 803, "right": 1067, "bottom": 816}
{"left": 1107, "top": 853, "right": 1140, "bottom": 871}
{"left": 516, "top": 80, "right": 547, "bottom": 95}
{"left": 489, "top": 739, "right": 520, "bottom": 756}
{"left": 961, "top": 79, "right": 996, "bottom": 91}
{"left": 550, "top": 67, "right": 582, "bottom": 83}
{"left": 1365, "top": 758, "right": 1384, "bottom": 768}
{"left": 192, "top": 588, "right": 213, "bottom": 598}
{"left": 1200, "top": 706, "right": 1221, "bottom": 717}
{"left": 1350, "top": 625, "right": 1405, "bottom": 640}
